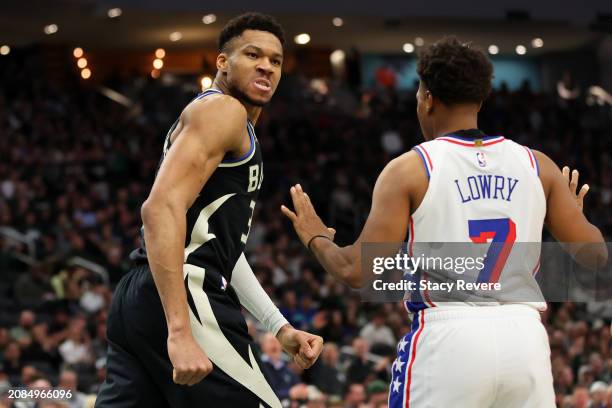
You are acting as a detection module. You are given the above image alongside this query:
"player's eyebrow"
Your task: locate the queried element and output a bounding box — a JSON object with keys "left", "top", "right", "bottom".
{"left": 243, "top": 45, "right": 283, "bottom": 60}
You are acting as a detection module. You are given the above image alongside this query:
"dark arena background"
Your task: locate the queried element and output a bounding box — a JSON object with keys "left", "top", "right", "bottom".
{"left": 1, "top": 1, "right": 611, "bottom": 407}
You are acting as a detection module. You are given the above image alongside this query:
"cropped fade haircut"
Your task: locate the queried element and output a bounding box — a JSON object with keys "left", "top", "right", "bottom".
{"left": 417, "top": 36, "right": 493, "bottom": 105}
{"left": 218, "top": 12, "right": 285, "bottom": 52}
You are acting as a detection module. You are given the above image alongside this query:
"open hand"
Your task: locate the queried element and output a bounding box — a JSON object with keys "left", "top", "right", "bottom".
{"left": 281, "top": 184, "right": 335, "bottom": 248}
{"left": 562, "top": 166, "right": 589, "bottom": 210}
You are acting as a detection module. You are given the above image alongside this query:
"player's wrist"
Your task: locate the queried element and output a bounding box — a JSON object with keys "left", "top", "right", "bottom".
{"left": 275, "top": 323, "right": 294, "bottom": 341}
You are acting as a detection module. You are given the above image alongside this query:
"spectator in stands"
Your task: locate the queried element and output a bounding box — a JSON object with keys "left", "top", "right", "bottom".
{"left": 366, "top": 379, "right": 389, "bottom": 407}
{"left": 344, "top": 383, "right": 367, "bottom": 408}
{"left": 259, "top": 333, "right": 301, "bottom": 404}
{"left": 359, "top": 311, "right": 396, "bottom": 355}
{"left": 346, "top": 337, "right": 374, "bottom": 385}
{"left": 58, "top": 369, "right": 88, "bottom": 408}
{"left": 58, "top": 318, "right": 93, "bottom": 366}
{"left": 572, "top": 385, "right": 590, "bottom": 408}
{"left": 13, "top": 264, "right": 55, "bottom": 306}
{"left": 589, "top": 381, "right": 607, "bottom": 408}
{"left": 307, "top": 342, "right": 345, "bottom": 398}
{"left": 3, "top": 341, "right": 22, "bottom": 381}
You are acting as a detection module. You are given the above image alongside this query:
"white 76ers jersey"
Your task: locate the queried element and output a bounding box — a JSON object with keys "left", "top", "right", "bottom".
{"left": 405, "top": 133, "right": 547, "bottom": 312}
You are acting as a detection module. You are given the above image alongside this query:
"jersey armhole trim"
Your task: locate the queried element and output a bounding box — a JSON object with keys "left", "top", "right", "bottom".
{"left": 412, "top": 146, "right": 431, "bottom": 179}
{"left": 219, "top": 122, "right": 256, "bottom": 167}
{"left": 522, "top": 146, "right": 540, "bottom": 176}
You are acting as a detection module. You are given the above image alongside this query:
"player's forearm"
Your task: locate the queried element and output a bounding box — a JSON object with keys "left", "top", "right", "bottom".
{"left": 230, "top": 253, "right": 289, "bottom": 335}
{"left": 310, "top": 238, "right": 362, "bottom": 288}
{"left": 141, "top": 201, "right": 191, "bottom": 335}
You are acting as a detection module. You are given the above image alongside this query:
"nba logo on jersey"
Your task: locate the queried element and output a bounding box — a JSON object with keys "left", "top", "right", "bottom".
{"left": 476, "top": 151, "right": 486, "bottom": 167}
{"left": 221, "top": 276, "right": 228, "bottom": 291}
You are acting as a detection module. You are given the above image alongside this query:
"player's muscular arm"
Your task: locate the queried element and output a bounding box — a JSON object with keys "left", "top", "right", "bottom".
{"left": 283, "top": 152, "right": 424, "bottom": 288}
{"left": 140, "top": 95, "right": 246, "bottom": 385}
{"left": 533, "top": 150, "right": 608, "bottom": 269}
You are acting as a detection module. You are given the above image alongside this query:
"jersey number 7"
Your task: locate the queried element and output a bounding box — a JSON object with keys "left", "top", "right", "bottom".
{"left": 468, "top": 218, "right": 516, "bottom": 283}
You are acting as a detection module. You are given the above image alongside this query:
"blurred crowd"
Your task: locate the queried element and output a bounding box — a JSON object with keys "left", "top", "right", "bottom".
{"left": 0, "top": 47, "right": 610, "bottom": 408}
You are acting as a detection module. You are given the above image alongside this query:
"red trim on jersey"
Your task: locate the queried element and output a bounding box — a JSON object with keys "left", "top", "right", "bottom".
{"left": 437, "top": 136, "right": 505, "bottom": 147}
{"left": 422, "top": 271, "right": 436, "bottom": 308}
{"left": 489, "top": 219, "right": 517, "bottom": 283}
{"left": 532, "top": 257, "right": 541, "bottom": 276}
{"left": 470, "top": 231, "right": 496, "bottom": 244}
{"left": 416, "top": 145, "right": 434, "bottom": 170}
{"left": 523, "top": 146, "right": 535, "bottom": 169}
{"left": 405, "top": 311, "right": 425, "bottom": 408}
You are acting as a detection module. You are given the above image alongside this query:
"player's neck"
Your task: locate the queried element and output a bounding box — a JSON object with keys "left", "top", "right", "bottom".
{"left": 212, "top": 79, "right": 262, "bottom": 124}
{"left": 431, "top": 110, "right": 479, "bottom": 139}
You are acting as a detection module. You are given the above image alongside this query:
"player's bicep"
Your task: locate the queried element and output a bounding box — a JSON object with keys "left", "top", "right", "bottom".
{"left": 147, "top": 97, "right": 246, "bottom": 211}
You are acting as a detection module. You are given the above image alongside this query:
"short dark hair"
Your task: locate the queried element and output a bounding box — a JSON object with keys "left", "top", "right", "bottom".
{"left": 218, "top": 12, "right": 285, "bottom": 52}
{"left": 417, "top": 36, "right": 493, "bottom": 105}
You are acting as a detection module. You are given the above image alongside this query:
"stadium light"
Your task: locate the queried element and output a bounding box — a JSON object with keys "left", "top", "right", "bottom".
{"left": 403, "top": 43, "right": 415, "bottom": 53}
{"left": 169, "top": 32, "right": 183, "bottom": 42}
{"left": 515, "top": 45, "right": 527, "bottom": 55}
{"left": 332, "top": 17, "right": 344, "bottom": 27}
{"left": 414, "top": 37, "right": 424, "bottom": 46}
{"left": 151, "top": 69, "right": 160, "bottom": 79}
{"left": 153, "top": 59, "right": 164, "bottom": 69}
{"left": 531, "top": 38, "right": 544, "bottom": 48}
{"left": 488, "top": 45, "right": 499, "bottom": 55}
{"left": 202, "top": 14, "right": 217, "bottom": 24}
{"left": 44, "top": 24, "right": 58, "bottom": 35}
{"left": 200, "top": 76, "right": 213, "bottom": 90}
{"left": 155, "top": 48, "right": 165, "bottom": 59}
{"left": 330, "top": 50, "right": 345, "bottom": 66}
{"left": 294, "top": 33, "right": 311, "bottom": 45}
{"left": 107, "top": 8, "right": 122, "bottom": 18}
{"left": 73, "top": 47, "right": 83, "bottom": 58}
{"left": 81, "top": 68, "right": 91, "bottom": 79}
{"left": 77, "top": 58, "right": 88, "bottom": 68}
{"left": 0, "top": 45, "right": 10, "bottom": 56}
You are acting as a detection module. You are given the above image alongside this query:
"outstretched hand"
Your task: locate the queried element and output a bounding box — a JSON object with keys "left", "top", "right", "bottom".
{"left": 562, "top": 166, "right": 589, "bottom": 211}
{"left": 281, "top": 184, "right": 335, "bottom": 248}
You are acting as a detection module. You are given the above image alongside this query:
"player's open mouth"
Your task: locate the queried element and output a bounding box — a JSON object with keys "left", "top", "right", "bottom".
{"left": 253, "top": 79, "right": 271, "bottom": 92}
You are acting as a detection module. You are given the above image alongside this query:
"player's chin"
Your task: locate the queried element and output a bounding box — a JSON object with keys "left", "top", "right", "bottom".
{"left": 247, "top": 92, "right": 273, "bottom": 107}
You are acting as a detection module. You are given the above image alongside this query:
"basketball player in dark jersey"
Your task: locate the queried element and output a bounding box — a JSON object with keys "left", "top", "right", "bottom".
{"left": 95, "top": 13, "right": 323, "bottom": 408}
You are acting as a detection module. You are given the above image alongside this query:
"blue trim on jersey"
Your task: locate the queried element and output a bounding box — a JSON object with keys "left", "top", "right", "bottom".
{"left": 530, "top": 148, "right": 540, "bottom": 176}
{"left": 412, "top": 147, "right": 430, "bottom": 180}
{"left": 221, "top": 121, "right": 256, "bottom": 163}
{"left": 195, "top": 88, "right": 223, "bottom": 100}
{"left": 444, "top": 134, "right": 502, "bottom": 142}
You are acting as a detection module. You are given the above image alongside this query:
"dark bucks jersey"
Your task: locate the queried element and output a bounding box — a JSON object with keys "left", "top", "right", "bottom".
{"left": 131, "top": 89, "right": 263, "bottom": 285}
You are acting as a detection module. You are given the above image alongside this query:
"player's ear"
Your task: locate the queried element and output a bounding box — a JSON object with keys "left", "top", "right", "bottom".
{"left": 426, "top": 91, "right": 434, "bottom": 113}
{"left": 216, "top": 52, "right": 229, "bottom": 73}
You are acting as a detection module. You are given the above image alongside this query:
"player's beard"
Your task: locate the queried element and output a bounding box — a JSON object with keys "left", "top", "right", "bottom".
{"left": 228, "top": 82, "right": 268, "bottom": 107}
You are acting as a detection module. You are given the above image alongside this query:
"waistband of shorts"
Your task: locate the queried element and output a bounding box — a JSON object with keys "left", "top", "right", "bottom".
{"left": 416, "top": 304, "right": 541, "bottom": 322}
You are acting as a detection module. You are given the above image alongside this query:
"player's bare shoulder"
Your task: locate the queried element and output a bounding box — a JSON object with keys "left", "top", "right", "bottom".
{"left": 176, "top": 93, "right": 248, "bottom": 152}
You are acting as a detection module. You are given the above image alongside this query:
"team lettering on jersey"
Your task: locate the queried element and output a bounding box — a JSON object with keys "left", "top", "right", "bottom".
{"left": 454, "top": 175, "right": 519, "bottom": 203}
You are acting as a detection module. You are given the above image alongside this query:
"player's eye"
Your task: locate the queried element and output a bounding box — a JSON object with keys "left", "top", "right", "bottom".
{"left": 246, "top": 52, "right": 257, "bottom": 59}
{"left": 272, "top": 59, "right": 281, "bottom": 66}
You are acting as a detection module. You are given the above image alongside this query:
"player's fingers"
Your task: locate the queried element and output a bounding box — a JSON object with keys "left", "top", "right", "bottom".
{"left": 294, "top": 354, "right": 309, "bottom": 369}
{"left": 290, "top": 186, "right": 306, "bottom": 213}
{"left": 577, "top": 184, "right": 589, "bottom": 209}
{"left": 308, "top": 336, "right": 324, "bottom": 359}
{"left": 281, "top": 205, "right": 297, "bottom": 222}
{"left": 570, "top": 169, "right": 579, "bottom": 195}
{"left": 562, "top": 166, "right": 570, "bottom": 184}
{"left": 327, "top": 227, "right": 336, "bottom": 239}
{"left": 173, "top": 368, "right": 190, "bottom": 385}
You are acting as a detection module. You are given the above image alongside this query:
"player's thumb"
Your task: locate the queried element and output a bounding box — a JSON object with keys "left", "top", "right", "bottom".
{"left": 327, "top": 227, "right": 336, "bottom": 239}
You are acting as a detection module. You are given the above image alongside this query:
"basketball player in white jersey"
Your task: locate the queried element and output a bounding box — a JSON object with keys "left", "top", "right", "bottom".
{"left": 281, "top": 37, "right": 608, "bottom": 407}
